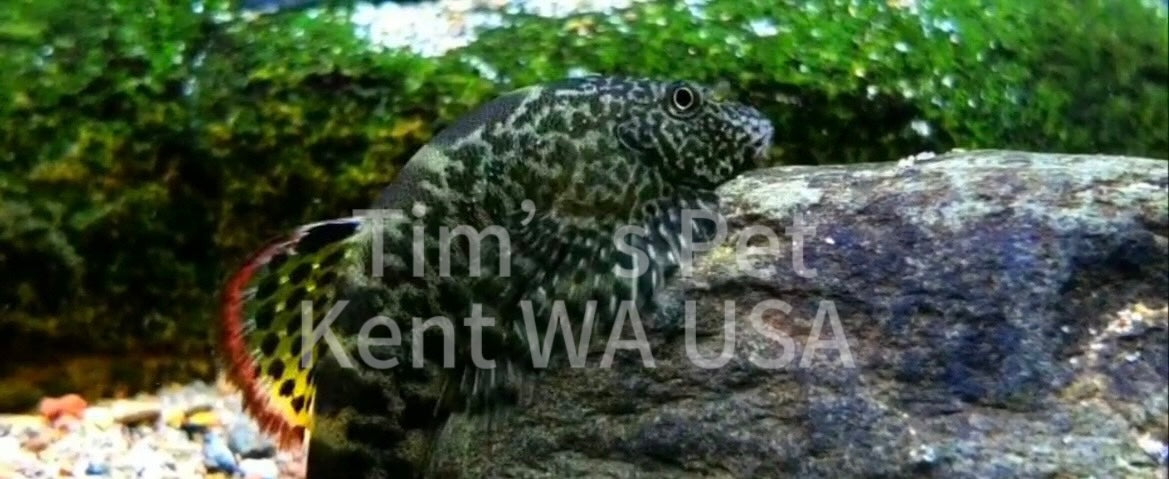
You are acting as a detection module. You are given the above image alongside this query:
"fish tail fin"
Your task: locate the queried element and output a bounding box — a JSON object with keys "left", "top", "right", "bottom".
{"left": 218, "top": 217, "right": 368, "bottom": 449}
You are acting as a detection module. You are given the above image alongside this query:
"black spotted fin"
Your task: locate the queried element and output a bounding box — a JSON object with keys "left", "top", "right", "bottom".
{"left": 218, "top": 217, "right": 369, "bottom": 449}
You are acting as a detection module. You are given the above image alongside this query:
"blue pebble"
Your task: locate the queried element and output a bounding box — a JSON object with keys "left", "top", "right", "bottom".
{"left": 227, "top": 421, "right": 276, "bottom": 459}
{"left": 84, "top": 461, "right": 110, "bottom": 476}
{"left": 202, "top": 431, "right": 238, "bottom": 474}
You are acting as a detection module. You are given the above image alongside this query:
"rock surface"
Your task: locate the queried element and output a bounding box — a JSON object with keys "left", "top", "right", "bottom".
{"left": 431, "top": 150, "right": 1169, "bottom": 478}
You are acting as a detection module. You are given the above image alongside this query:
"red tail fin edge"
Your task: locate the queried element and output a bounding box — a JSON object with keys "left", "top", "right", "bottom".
{"left": 219, "top": 238, "right": 307, "bottom": 450}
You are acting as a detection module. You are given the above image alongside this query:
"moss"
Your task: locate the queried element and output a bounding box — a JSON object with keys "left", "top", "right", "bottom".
{"left": 0, "top": 0, "right": 1165, "bottom": 384}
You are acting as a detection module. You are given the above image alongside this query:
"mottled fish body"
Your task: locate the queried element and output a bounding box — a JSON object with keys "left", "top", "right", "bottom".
{"left": 218, "top": 76, "right": 773, "bottom": 477}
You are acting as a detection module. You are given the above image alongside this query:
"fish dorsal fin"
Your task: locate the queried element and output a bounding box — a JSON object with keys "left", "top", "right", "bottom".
{"left": 218, "top": 217, "right": 367, "bottom": 449}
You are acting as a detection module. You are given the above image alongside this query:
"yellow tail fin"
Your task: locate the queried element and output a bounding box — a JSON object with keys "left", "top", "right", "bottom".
{"left": 218, "top": 218, "right": 366, "bottom": 449}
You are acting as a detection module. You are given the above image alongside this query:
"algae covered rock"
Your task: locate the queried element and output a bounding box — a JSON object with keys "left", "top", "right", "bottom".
{"left": 432, "top": 150, "right": 1169, "bottom": 478}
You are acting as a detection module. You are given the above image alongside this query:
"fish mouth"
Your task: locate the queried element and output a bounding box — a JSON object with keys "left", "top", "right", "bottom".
{"left": 752, "top": 138, "right": 771, "bottom": 166}
{"left": 750, "top": 120, "right": 775, "bottom": 168}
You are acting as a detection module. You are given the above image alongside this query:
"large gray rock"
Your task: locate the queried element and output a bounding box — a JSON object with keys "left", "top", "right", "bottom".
{"left": 432, "top": 150, "right": 1169, "bottom": 478}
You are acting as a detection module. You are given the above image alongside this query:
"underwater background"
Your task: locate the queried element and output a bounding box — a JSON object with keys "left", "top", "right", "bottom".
{"left": 0, "top": 0, "right": 1166, "bottom": 477}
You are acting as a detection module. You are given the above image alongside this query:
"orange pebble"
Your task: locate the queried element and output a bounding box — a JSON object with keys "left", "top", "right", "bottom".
{"left": 37, "top": 394, "right": 87, "bottom": 422}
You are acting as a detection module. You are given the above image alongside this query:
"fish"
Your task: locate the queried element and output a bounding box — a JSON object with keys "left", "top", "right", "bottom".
{"left": 217, "top": 76, "right": 774, "bottom": 477}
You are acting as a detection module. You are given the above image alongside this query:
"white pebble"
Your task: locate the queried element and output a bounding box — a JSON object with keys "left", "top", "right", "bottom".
{"left": 239, "top": 458, "right": 280, "bottom": 479}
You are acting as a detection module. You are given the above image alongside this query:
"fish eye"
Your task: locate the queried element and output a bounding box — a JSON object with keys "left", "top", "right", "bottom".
{"left": 668, "top": 85, "right": 700, "bottom": 115}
